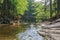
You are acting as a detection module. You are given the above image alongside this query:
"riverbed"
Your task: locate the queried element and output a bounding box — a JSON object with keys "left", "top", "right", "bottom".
{"left": 16, "top": 24, "right": 44, "bottom": 40}
{"left": 0, "top": 23, "right": 44, "bottom": 40}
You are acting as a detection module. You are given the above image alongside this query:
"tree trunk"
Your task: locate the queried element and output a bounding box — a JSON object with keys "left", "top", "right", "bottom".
{"left": 50, "top": 0, "right": 52, "bottom": 18}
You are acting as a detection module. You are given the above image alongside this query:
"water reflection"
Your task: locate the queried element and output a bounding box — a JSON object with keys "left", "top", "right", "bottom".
{"left": 16, "top": 24, "right": 44, "bottom": 40}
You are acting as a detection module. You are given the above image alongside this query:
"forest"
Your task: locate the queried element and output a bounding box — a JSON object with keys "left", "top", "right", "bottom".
{"left": 0, "top": 0, "right": 60, "bottom": 23}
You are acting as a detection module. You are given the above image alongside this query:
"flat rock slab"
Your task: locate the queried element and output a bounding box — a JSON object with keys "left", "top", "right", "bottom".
{"left": 38, "top": 22, "right": 60, "bottom": 40}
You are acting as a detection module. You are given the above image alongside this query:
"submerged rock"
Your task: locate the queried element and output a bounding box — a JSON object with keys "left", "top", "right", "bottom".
{"left": 16, "top": 24, "right": 44, "bottom": 40}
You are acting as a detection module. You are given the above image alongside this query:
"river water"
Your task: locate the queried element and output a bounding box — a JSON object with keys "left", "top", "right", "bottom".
{"left": 16, "top": 24, "right": 44, "bottom": 40}
{"left": 0, "top": 24, "right": 44, "bottom": 40}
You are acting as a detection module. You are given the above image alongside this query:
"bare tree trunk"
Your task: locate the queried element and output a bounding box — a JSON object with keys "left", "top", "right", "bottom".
{"left": 50, "top": 0, "right": 52, "bottom": 18}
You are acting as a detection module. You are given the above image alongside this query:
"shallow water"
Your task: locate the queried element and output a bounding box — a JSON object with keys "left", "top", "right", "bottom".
{"left": 16, "top": 24, "right": 44, "bottom": 40}
{"left": 0, "top": 24, "right": 44, "bottom": 40}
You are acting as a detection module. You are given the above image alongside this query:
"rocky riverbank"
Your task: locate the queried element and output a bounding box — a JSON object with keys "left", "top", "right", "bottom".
{"left": 38, "top": 19, "right": 60, "bottom": 40}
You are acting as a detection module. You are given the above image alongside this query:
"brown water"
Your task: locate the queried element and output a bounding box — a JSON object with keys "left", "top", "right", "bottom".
{"left": 0, "top": 24, "right": 44, "bottom": 40}
{"left": 0, "top": 24, "right": 20, "bottom": 40}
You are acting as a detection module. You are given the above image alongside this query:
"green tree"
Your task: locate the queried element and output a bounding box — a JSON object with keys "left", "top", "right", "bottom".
{"left": 0, "top": 0, "right": 28, "bottom": 20}
{"left": 50, "top": 0, "right": 53, "bottom": 18}
{"left": 35, "top": 1, "right": 50, "bottom": 22}
{"left": 21, "top": 0, "right": 36, "bottom": 23}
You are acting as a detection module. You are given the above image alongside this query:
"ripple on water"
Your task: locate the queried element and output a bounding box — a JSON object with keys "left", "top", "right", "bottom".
{"left": 16, "top": 24, "right": 44, "bottom": 40}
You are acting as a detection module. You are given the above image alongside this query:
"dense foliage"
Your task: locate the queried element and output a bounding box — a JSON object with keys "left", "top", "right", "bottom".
{"left": 21, "top": 0, "right": 36, "bottom": 23}
{"left": 0, "top": 0, "right": 60, "bottom": 23}
{"left": 0, "top": 0, "right": 28, "bottom": 20}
